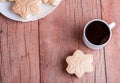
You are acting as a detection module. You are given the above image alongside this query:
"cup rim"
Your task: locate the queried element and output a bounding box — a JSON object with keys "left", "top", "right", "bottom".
{"left": 83, "top": 19, "right": 112, "bottom": 47}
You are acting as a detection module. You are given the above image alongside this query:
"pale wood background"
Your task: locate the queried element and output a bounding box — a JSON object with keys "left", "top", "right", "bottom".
{"left": 0, "top": 0, "right": 120, "bottom": 83}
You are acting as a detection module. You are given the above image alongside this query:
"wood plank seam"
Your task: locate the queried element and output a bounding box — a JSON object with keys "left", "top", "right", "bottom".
{"left": 23, "top": 24, "right": 31, "bottom": 83}
{"left": 16, "top": 22, "right": 21, "bottom": 83}
{"left": 38, "top": 21, "right": 41, "bottom": 83}
{"left": 0, "top": 24, "right": 3, "bottom": 83}
{"left": 7, "top": 19, "right": 12, "bottom": 83}
{"left": 103, "top": 48, "right": 107, "bottom": 83}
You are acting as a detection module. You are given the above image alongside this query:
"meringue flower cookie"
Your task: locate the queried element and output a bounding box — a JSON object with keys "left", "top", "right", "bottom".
{"left": 66, "top": 50, "right": 93, "bottom": 78}
{"left": 42, "top": 0, "right": 62, "bottom": 5}
{"left": 52, "top": 0, "right": 62, "bottom": 5}
{"left": 12, "top": 0, "right": 41, "bottom": 18}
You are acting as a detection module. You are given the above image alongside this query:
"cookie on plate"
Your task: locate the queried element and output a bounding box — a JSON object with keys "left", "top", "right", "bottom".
{"left": 12, "top": 0, "right": 41, "bottom": 18}
{"left": 42, "top": 0, "right": 61, "bottom": 5}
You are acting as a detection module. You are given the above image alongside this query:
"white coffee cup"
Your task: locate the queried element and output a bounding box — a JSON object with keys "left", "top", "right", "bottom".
{"left": 83, "top": 19, "right": 116, "bottom": 50}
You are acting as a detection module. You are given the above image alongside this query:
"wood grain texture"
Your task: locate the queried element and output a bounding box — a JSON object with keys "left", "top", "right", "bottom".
{"left": 101, "top": 0, "right": 120, "bottom": 83}
{"left": 39, "top": 0, "right": 77, "bottom": 83}
{"left": 0, "top": 0, "right": 120, "bottom": 83}
{"left": 39, "top": 0, "right": 106, "bottom": 83}
{"left": 0, "top": 15, "right": 40, "bottom": 83}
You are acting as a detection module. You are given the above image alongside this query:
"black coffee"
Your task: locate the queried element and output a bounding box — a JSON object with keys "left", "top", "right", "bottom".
{"left": 85, "top": 21, "right": 110, "bottom": 45}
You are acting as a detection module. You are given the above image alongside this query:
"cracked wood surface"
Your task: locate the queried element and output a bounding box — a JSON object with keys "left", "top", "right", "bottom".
{"left": 0, "top": 0, "right": 120, "bottom": 83}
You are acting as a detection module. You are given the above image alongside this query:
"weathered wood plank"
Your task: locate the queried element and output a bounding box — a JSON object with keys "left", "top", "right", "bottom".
{"left": 0, "top": 0, "right": 119, "bottom": 83}
{"left": 101, "top": 0, "right": 120, "bottom": 83}
{"left": 0, "top": 15, "right": 40, "bottom": 83}
{"left": 0, "top": 16, "right": 13, "bottom": 83}
{"left": 73, "top": 0, "right": 106, "bottom": 83}
{"left": 39, "top": 0, "right": 106, "bottom": 83}
{"left": 39, "top": 0, "right": 79, "bottom": 83}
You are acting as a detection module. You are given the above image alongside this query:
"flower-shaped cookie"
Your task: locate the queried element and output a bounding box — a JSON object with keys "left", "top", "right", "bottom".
{"left": 42, "top": 0, "right": 61, "bottom": 5}
{"left": 66, "top": 50, "right": 93, "bottom": 78}
{"left": 12, "top": 0, "right": 41, "bottom": 18}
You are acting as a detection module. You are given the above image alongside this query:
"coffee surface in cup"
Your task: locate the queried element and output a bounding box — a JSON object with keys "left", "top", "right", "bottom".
{"left": 85, "top": 21, "right": 110, "bottom": 45}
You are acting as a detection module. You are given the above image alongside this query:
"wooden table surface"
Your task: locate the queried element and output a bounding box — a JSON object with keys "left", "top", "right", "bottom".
{"left": 0, "top": 0, "right": 120, "bottom": 83}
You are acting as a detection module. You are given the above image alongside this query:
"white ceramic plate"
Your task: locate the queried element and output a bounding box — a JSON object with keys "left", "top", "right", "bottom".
{"left": 0, "top": 1, "right": 61, "bottom": 22}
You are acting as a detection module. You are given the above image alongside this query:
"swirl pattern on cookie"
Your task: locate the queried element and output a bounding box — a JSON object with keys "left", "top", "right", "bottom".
{"left": 12, "top": 0, "right": 41, "bottom": 18}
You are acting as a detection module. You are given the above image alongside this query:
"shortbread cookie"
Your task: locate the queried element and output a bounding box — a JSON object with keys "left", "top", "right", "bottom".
{"left": 42, "top": 0, "right": 61, "bottom": 5}
{"left": 12, "top": 0, "right": 41, "bottom": 18}
{"left": 66, "top": 50, "right": 93, "bottom": 78}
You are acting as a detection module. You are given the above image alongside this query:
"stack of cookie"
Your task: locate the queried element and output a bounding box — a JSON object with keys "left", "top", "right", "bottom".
{"left": 0, "top": 0, "right": 60, "bottom": 18}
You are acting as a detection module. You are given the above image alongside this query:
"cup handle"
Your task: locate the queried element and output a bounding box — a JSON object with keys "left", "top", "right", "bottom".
{"left": 108, "top": 22, "right": 116, "bottom": 30}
